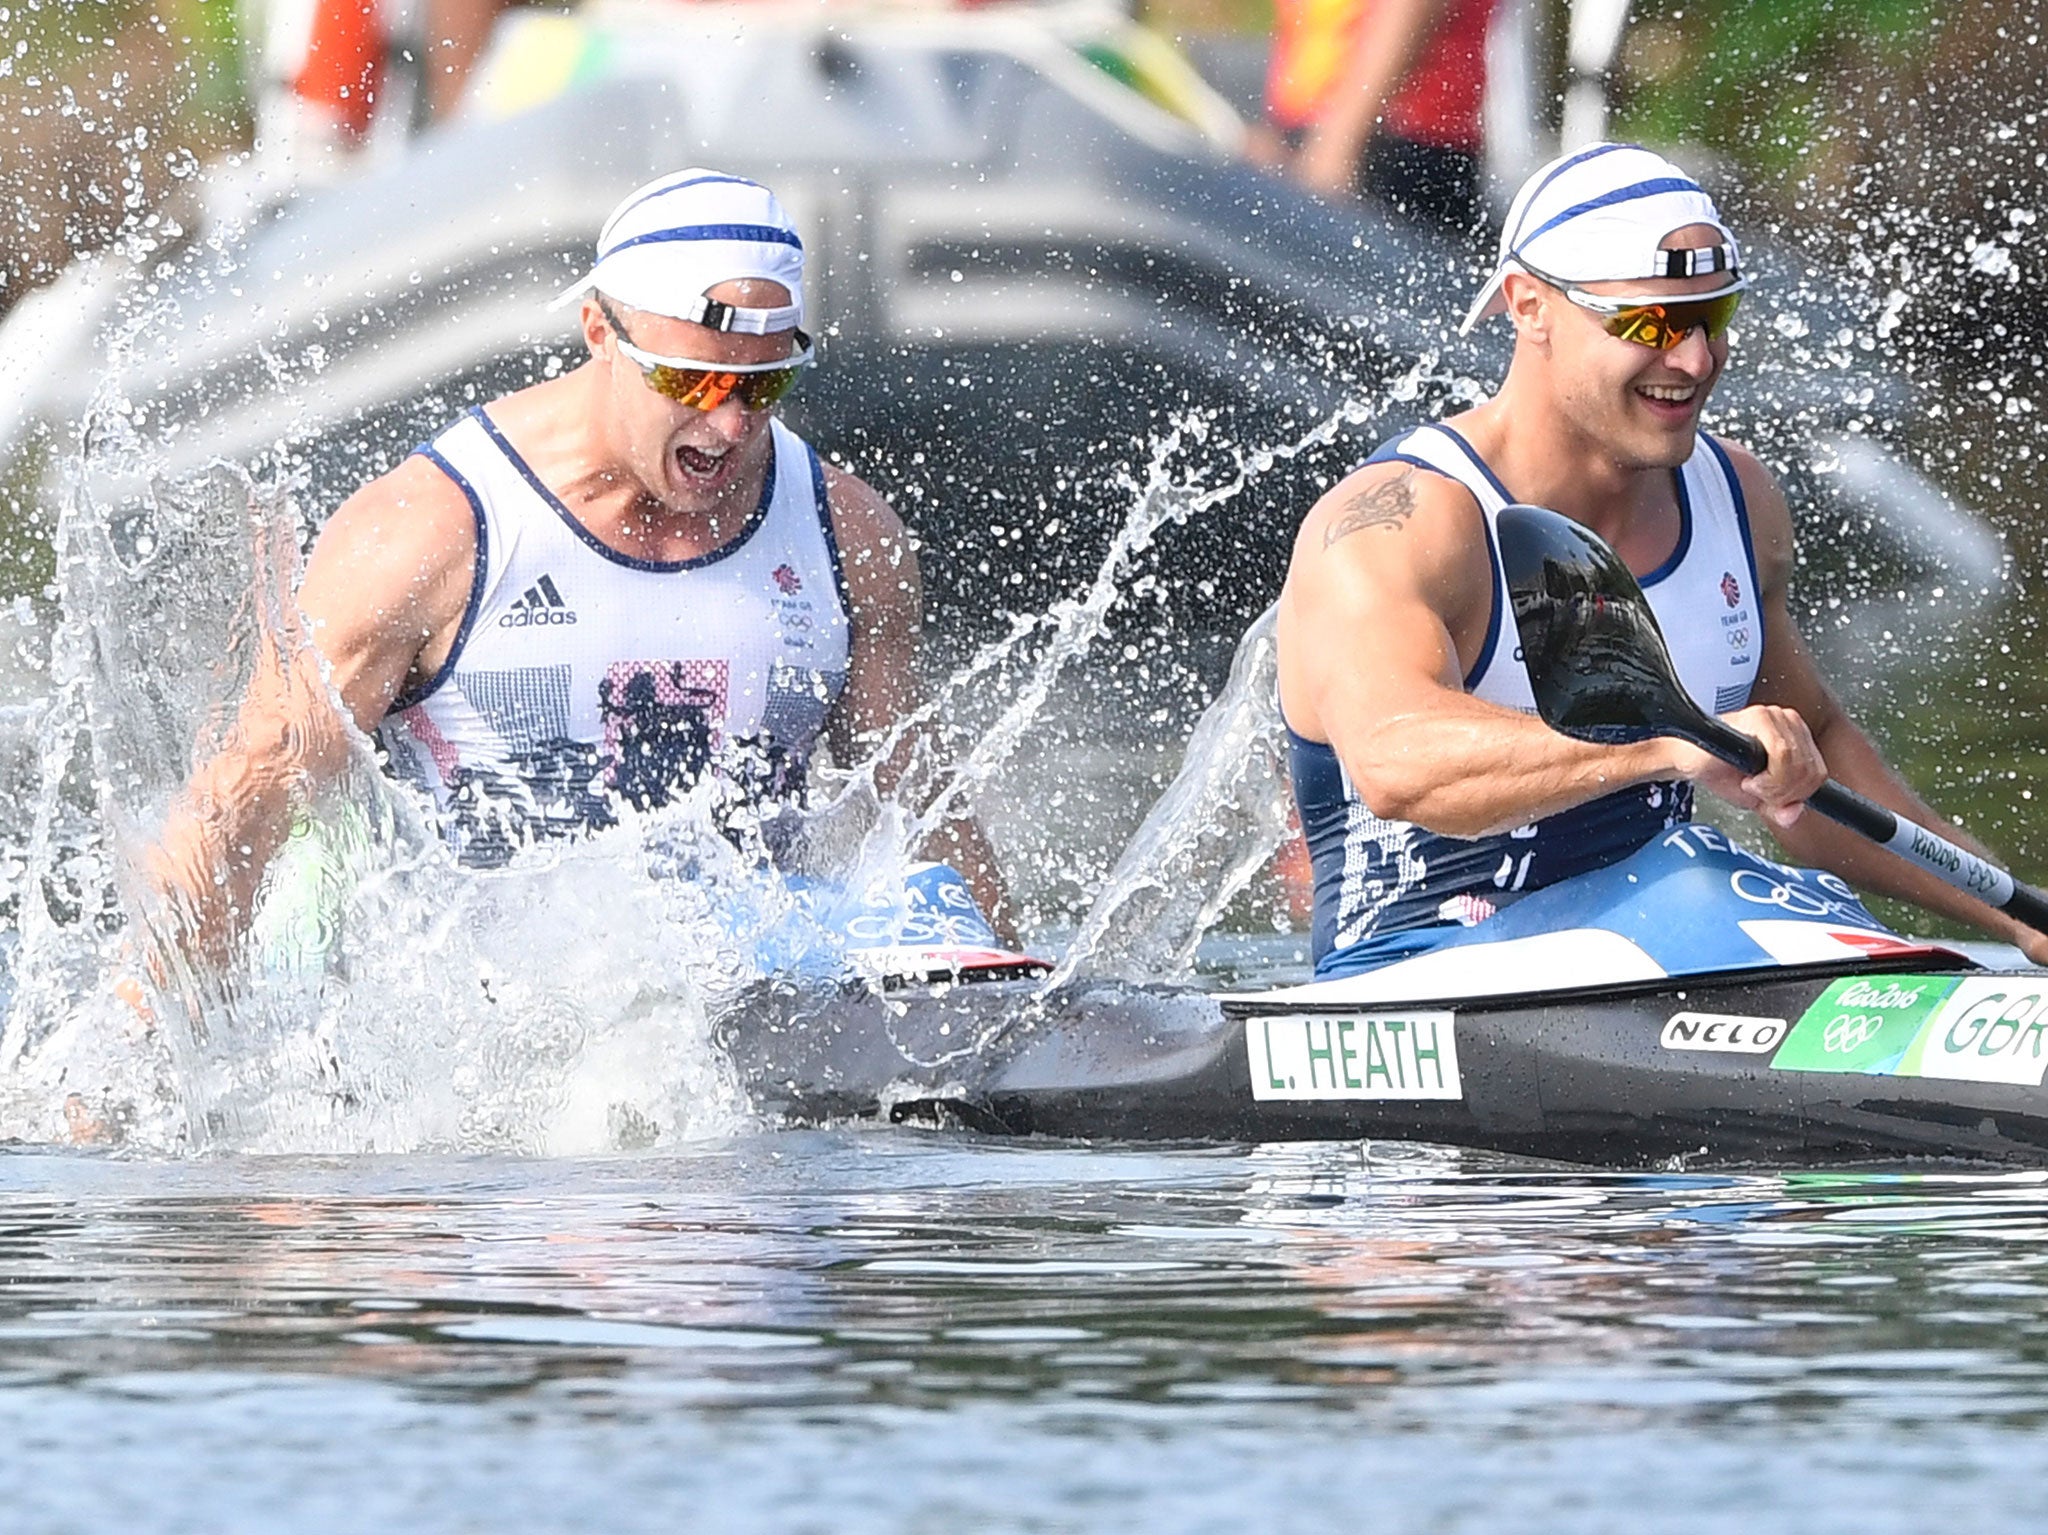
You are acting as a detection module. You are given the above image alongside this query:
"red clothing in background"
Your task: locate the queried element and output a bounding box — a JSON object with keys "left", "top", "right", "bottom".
{"left": 1265, "top": 0, "right": 1499, "bottom": 151}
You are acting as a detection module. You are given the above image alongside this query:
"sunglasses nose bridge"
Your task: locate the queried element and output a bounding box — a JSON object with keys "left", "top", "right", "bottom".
{"left": 1664, "top": 322, "right": 1720, "bottom": 369}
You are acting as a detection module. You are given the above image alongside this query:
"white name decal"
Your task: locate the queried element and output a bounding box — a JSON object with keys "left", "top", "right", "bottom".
{"left": 1660, "top": 1012, "right": 1787, "bottom": 1054}
{"left": 1246, "top": 1013, "right": 1462, "bottom": 1101}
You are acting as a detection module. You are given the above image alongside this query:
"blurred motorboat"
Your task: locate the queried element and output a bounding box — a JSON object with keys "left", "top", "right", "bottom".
{"left": 0, "top": 0, "right": 2001, "bottom": 652}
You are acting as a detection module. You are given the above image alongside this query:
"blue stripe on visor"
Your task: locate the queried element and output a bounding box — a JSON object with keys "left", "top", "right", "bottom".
{"left": 1512, "top": 177, "right": 1705, "bottom": 255}
{"left": 602, "top": 223, "right": 805, "bottom": 258}
{"left": 608, "top": 174, "right": 761, "bottom": 232}
{"left": 1507, "top": 142, "right": 1632, "bottom": 246}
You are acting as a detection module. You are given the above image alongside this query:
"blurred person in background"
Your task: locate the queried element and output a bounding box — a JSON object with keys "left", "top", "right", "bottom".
{"left": 1252, "top": 0, "right": 1500, "bottom": 234}
{"left": 254, "top": 0, "right": 512, "bottom": 158}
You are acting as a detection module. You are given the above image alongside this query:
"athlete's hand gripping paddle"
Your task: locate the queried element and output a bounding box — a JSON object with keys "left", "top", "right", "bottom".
{"left": 1494, "top": 501, "right": 2048, "bottom": 934}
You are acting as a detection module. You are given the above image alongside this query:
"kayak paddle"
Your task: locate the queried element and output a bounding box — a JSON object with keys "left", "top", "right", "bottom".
{"left": 1494, "top": 500, "right": 2048, "bottom": 934}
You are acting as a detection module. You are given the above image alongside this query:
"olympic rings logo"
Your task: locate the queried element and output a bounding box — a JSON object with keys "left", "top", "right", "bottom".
{"left": 1730, "top": 869, "right": 1845, "bottom": 919}
{"left": 1822, "top": 1012, "right": 1886, "bottom": 1054}
{"left": 843, "top": 911, "right": 993, "bottom": 945}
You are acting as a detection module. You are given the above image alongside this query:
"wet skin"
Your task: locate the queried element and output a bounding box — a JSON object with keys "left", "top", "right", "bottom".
{"left": 140, "top": 275, "right": 1019, "bottom": 959}
{"left": 574, "top": 279, "right": 802, "bottom": 538}
{"left": 1520, "top": 227, "right": 1736, "bottom": 479}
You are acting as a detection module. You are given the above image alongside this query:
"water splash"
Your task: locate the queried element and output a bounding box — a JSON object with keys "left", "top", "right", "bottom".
{"left": 0, "top": 399, "right": 751, "bottom": 1153}
{"left": 824, "top": 357, "right": 1484, "bottom": 965}
{"left": 0, "top": 265, "right": 1492, "bottom": 1154}
{"left": 1049, "top": 603, "right": 1290, "bottom": 988}
{"left": 904, "top": 398, "right": 1368, "bottom": 849}
{"left": 1024, "top": 355, "right": 1491, "bottom": 986}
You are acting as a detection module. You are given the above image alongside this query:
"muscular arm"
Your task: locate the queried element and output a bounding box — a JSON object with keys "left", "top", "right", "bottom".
{"left": 1293, "top": 0, "right": 1451, "bottom": 197}
{"left": 1731, "top": 447, "right": 2048, "bottom": 959}
{"left": 822, "top": 466, "right": 1014, "bottom": 939}
{"left": 1278, "top": 462, "right": 1811, "bottom": 837}
{"left": 144, "top": 456, "right": 477, "bottom": 960}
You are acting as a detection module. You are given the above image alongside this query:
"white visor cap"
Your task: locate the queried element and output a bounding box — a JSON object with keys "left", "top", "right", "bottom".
{"left": 1460, "top": 143, "right": 1742, "bottom": 334}
{"left": 550, "top": 168, "right": 806, "bottom": 335}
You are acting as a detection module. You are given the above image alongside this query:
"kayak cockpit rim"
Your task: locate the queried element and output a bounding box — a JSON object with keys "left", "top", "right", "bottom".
{"left": 1221, "top": 951, "right": 1994, "bottom": 1018}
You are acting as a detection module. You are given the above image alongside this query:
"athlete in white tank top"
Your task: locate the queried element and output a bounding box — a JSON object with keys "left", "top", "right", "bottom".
{"left": 1275, "top": 142, "right": 2048, "bottom": 971}
{"left": 380, "top": 411, "right": 853, "bottom": 865}
{"left": 144, "top": 168, "right": 1013, "bottom": 959}
{"left": 1287, "top": 421, "right": 1762, "bottom": 962}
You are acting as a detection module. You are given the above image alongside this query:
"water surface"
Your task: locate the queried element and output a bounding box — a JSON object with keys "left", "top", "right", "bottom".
{"left": 8, "top": 1134, "right": 2048, "bottom": 1531}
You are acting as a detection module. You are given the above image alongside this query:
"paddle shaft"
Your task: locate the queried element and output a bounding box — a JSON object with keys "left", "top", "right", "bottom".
{"left": 1697, "top": 715, "right": 2048, "bottom": 933}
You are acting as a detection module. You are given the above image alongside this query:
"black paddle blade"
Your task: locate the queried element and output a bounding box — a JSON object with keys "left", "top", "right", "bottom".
{"left": 1494, "top": 502, "right": 1731, "bottom": 756}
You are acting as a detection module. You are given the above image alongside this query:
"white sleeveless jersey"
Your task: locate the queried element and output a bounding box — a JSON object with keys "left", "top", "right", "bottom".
{"left": 1291, "top": 422, "right": 1764, "bottom": 965}
{"left": 1391, "top": 422, "right": 1763, "bottom": 714}
{"left": 378, "top": 410, "right": 853, "bottom": 865}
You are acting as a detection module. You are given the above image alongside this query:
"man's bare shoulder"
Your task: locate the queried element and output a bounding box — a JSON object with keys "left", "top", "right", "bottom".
{"left": 1292, "top": 458, "right": 1492, "bottom": 604}
{"left": 1705, "top": 434, "right": 1796, "bottom": 576}
{"left": 310, "top": 453, "right": 479, "bottom": 582}
{"left": 1707, "top": 435, "right": 1773, "bottom": 492}
{"left": 1301, "top": 459, "right": 1482, "bottom": 548}
{"left": 329, "top": 452, "right": 477, "bottom": 536}
{"left": 291, "top": 451, "right": 485, "bottom": 727}
{"left": 822, "top": 463, "right": 907, "bottom": 547}
{"left": 1277, "top": 459, "right": 1496, "bottom": 740}
{"left": 299, "top": 451, "right": 483, "bottom": 657}
{"left": 821, "top": 462, "right": 917, "bottom": 610}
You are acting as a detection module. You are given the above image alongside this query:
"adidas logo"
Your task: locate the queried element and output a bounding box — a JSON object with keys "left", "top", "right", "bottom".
{"left": 499, "top": 574, "right": 578, "bottom": 627}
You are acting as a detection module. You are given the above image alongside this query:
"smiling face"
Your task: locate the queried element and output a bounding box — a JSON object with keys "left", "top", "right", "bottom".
{"left": 1504, "top": 224, "right": 1737, "bottom": 472}
{"left": 581, "top": 279, "right": 804, "bottom": 522}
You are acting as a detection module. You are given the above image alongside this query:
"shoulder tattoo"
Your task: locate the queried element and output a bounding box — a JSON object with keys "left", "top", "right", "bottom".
{"left": 1322, "top": 467, "right": 1418, "bottom": 547}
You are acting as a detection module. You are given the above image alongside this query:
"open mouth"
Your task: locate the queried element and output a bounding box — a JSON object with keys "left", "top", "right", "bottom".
{"left": 674, "top": 444, "right": 729, "bottom": 481}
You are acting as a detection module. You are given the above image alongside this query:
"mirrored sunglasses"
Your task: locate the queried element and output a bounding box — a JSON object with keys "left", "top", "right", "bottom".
{"left": 1569, "top": 288, "right": 1744, "bottom": 351}
{"left": 1523, "top": 265, "right": 1747, "bottom": 351}
{"left": 599, "top": 298, "right": 813, "bottom": 411}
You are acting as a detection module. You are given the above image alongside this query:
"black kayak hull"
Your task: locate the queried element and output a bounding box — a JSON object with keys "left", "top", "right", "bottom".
{"left": 718, "top": 958, "right": 2048, "bottom": 1165}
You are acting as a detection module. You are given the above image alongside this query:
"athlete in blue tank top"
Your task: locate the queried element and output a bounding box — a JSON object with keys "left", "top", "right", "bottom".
{"left": 1277, "top": 143, "right": 2048, "bottom": 975}
{"left": 144, "top": 168, "right": 1011, "bottom": 956}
